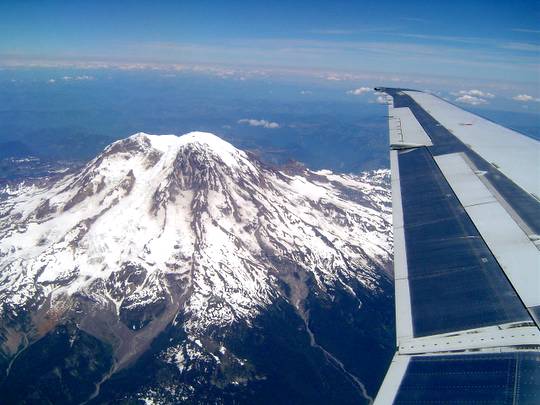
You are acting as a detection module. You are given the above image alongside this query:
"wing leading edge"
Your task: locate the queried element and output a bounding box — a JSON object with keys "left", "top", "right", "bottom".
{"left": 374, "top": 88, "right": 540, "bottom": 404}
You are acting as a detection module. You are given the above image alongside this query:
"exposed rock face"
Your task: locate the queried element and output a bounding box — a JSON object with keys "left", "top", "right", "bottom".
{"left": 0, "top": 132, "right": 394, "bottom": 403}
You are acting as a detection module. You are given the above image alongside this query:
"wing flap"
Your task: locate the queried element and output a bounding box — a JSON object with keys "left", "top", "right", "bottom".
{"left": 435, "top": 152, "right": 540, "bottom": 312}
{"left": 397, "top": 146, "right": 529, "bottom": 337}
{"left": 389, "top": 106, "right": 433, "bottom": 148}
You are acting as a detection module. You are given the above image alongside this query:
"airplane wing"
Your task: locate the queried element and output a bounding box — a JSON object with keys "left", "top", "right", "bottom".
{"left": 373, "top": 88, "right": 540, "bottom": 404}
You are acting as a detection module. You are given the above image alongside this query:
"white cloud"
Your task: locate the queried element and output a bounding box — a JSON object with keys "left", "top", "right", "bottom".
{"left": 347, "top": 87, "right": 372, "bottom": 95}
{"left": 238, "top": 118, "right": 280, "bottom": 129}
{"left": 47, "top": 79, "right": 56, "bottom": 83}
{"left": 300, "top": 90, "right": 312, "bottom": 95}
{"left": 453, "top": 89, "right": 495, "bottom": 98}
{"left": 512, "top": 94, "right": 540, "bottom": 102}
{"left": 375, "top": 95, "right": 389, "bottom": 104}
{"left": 455, "top": 95, "right": 487, "bottom": 105}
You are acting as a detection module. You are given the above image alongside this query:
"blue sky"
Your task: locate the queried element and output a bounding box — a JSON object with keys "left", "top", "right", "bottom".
{"left": 1, "top": 1, "right": 539, "bottom": 92}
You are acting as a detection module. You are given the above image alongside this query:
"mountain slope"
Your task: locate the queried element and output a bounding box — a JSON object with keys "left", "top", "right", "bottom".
{"left": 0, "top": 132, "right": 393, "bottom": 404}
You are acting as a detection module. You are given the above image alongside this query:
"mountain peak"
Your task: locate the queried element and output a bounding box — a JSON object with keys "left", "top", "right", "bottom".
{"left": 127, "top": 131, "right": 233, "bottom": 153}
{"left": 124, "top": 131, "right": 248, "bottom": 170}
{"left": 0, "top": 132, "right": 392, "bottom": 394}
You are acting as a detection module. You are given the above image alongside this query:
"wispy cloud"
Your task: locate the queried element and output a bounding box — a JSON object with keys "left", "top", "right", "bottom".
{"left": 512, "top": 94, "right": 540, "bottom": 102}
{"left": 308, "top": 26, "right": 396, "bottom": 35}
{"left": 398, "top": 33, "right": 540, "bottom": 54}
{"left": 500, "top": 42, "right": 540, "bottom": 52}
{"left": 511, "top": 28, "right": 540, "bottom": 34}
{"left": 325, "top": 74, "right": 343, "bottom": 81}
{"left": 238, "top": 118, "right": 280, "bottom": 129}
{"left": 398, "top": 33, "right": 487, "bottom": 44}
{"left": 309, "top": 29, "right": 356, "bottom": 35}
{"left": 400, "top": 17, "right": 430, "bottom": 23}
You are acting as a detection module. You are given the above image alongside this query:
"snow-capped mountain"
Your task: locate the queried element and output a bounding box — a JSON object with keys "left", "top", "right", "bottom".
{"left": 0, "top": 132, "right": 393, "bottom": 404}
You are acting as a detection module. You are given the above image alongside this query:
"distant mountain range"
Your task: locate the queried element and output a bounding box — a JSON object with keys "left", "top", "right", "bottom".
{"left": 0, "top": 132, "right": 394, "bottom": 404}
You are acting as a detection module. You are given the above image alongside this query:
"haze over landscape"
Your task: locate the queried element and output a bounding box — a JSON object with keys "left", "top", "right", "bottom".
{"left": 1, "top": 1, "right": 539, "bottom": 182}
